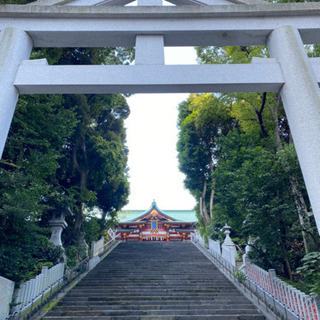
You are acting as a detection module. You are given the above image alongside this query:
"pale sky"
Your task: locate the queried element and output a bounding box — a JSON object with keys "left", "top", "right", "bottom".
{"left": 123, "top": 47, "right": 198, "bottom": 210}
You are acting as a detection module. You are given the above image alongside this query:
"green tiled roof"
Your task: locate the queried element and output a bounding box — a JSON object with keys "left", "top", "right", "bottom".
{"left": 117, "top": 209, "right": 197, "bottom": 223}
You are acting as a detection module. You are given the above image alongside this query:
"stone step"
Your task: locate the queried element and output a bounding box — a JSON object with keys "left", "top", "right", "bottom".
{"left": 60, "top": 295, "right": 251, "bottom": 301}
{"left": 80, "top": 275, "right": 229, "bottom": 278}
{"left": 63, "top": 294, "right": 243, "bottom": 299}
{"left": 71, "top": 287, "right": 235, "bottom": 291}
{"left": 43, "top": 315, "right": 266, "bottom": 320}
{"left": 58, "top": 299, "right": 251, "bottom": 306}
{"left": 46, "top": 309, "right": 264, "bottom": 317}
{"left": 52, "top": 304, "right": 258, "bottom": 311}
{"left": 57, "top": 299, "right": 254, "bottom": 306}
{"left": 80, "top": 276, "right": 226, "bottom": 280}
{"left": 78, "top": 280, "right": 231, "bottom": 285}
{"left": 73, "top": 284, "right": 235, "bottom": 289}
{"left": 84, "top": 268, "right": 221, "bottom": 271}
{"left": 41, "top": 242, "right": 265, "bottom": 320}
{"left": 66, "top": 289, "right": 239, "bottom": 295}
{"left": 65, "top": 289, "right": 242, "bottom": 295}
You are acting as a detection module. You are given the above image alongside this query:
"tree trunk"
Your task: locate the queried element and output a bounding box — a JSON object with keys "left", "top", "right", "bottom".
{"left": 284, "top": 252, "right": 293, "bottom": 281}
{"left": 271, "top": 93, "right": 281, "bottom": 151}
{"left": 74, "top": 201, "right": 83, "bottom": 239}
{"left": 74, "top": 169, "right": 89, "bottom": 241}
{"left": 279, "top": 217, "right": 293, "bottom": 281}
{"left": 255, "top": 92, "right": 268, "bottom": 138}
{"left": 72, "top": 138, "right": 89, "bottom": 242}
{"left": 200, "top": 181, "right": 210, "bottom": 225}
{"left": 290, "top": 176, "right": 310, "bottom": 253}
{"left": 269, "top": 93, "right": 311, "bottom": 253}
{"left": 209, "top": 188, "right": 214, "bottom": 219}
{"left": 303, "top": 229, "right": 320, "bottom": 251}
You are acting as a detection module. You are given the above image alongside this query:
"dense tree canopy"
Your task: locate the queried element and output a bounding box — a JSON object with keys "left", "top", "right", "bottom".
{"left": 177, "top": 94, "right": 235, "bottom": 226}
{"left": 177, "top": 44, "right": 320, "bottom": 291}
{"left": 0, "top": 20, "right": 134, "bottom": 281}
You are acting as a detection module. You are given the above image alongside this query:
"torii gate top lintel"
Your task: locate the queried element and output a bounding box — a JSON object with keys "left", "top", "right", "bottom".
{"left": 0, "top": 2, "right": 320, "bottom": 48}
{"left": 2, "top": 2, "right": 320, "bottom": 17}
{"left": 26, "top": 0, "right": 266, "bottom": 7}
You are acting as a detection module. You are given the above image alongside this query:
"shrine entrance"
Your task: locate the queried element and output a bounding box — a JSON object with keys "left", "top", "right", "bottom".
{"left": 116, "top": 201, "right": 196, "bottom": 241}
{"left": 1, "top": 0, "right": 320, "bottom": 234}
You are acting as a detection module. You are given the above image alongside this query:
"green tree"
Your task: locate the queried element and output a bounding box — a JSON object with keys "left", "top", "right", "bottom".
{"left": 212, "top": 132, "right": 304, "bottom": 279}
{"left": 0, "top": 32, "right": 133, "bottom": 279}
{"left": 177, "top": 43, "right": 320, "bottom": 285}
{"left": 31, "top": 46, "right": 133, "bottom": 245}
{"left": 0, "top": 94, "right": 75, "bottom": 282}
{"left": 177, "top": 93, "right": 235, "bottom": 228}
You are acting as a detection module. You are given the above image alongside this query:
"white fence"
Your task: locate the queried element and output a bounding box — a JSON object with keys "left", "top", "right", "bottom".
{"left": 245, "top": 258, "right": 319, "bottom": 320}
{"left": 12, "top": 263, "right": 65, "bottom": 316}
{"left": 192, "top": 231, "right": 236, "bottom": 266}
{"left": 91, "top": 236, "right": 105, "bottom": 257}
{"left": 0, "top": 276, "right": 15, "bottom": 319}
{"left": 244, "top": 257, "right": 274, "bottom": 293}
{"left": 191, "top": 231, "right": 206, "bottom": 249}
{"left": 89, "top": 231, "right": 118, "bottom": 271}
{"left": 191, "top": 231, "right": 320, "bottom": 320}
{"left": 91, "top": 229, "right": 119, "bottom": 258}
{"left": 3, "top": 230, "right": 119, "bottom": 319}
{"left": 221, "top": 245, "right": 235, "bottom": 267}
{"left": 208, "top": 238, "right": 221, "bottom": 255}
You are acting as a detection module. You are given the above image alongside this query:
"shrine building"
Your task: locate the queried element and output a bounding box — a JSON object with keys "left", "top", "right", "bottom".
{"left": 116, "top": 201, "right": 197, "bottom": 241}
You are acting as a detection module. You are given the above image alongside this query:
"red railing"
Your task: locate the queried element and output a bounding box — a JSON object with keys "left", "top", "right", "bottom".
{"left": 245, "top": 258, "right": 319, "bottom": 320}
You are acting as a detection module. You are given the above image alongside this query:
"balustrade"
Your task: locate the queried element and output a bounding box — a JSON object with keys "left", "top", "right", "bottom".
{"left": 12, "top": 263, "right": 65, "bottom": 317}
{"left": 91, "top": 236, "right": 105, "bottom": 257}
{"left": 89, "top": 229, "right": 119, "bottom": 270}
{"left": 3, "top": 230, "right": 119, "bottom": 320}
{"left": 191, "top": 231, "right": 320, "bottom": 320}
{"left": 244, "top": 258, "right": 319, "bottom": 320}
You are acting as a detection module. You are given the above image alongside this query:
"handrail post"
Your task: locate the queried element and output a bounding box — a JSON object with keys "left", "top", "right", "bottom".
{"left": 268, "top": 269, "right": 276, "bottom": 296}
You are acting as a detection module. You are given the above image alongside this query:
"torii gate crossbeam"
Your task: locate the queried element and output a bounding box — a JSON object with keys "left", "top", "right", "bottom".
{"left": 1, "top": 2, "right": 320, "bottom": 234}
{"left": 1, "top": 5, "right": 320, "bottom": 47}
{"left": 14, "top": 60, "right": 286, "bottom": 94}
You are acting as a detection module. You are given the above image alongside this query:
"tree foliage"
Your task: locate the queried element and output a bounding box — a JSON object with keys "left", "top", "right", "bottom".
{"left": 177, "top": 94, "right": 235, "bottom": 228}
{"left": 0, "top": 94, "right": 73, "bottom": 283}
{"left": 177, "top": 44, "right": 320, "bottom": 290}
{"left": 0, "top": 39, "right": 133, "bottom": 281}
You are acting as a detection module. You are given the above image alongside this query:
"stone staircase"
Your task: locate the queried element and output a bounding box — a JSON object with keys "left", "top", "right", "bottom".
{"left": 41, "top": 242, "right": 266, "bottom": 320}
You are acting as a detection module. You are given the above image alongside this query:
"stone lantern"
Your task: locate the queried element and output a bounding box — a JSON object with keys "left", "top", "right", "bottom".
{"left": 222, "top": 224, "right": 237, "bottom": 265}
{"left": 49, "top": 213, "right": 67, "bottom": 247}
{"left": 48, "top": 208, "right": 72, "bottom": 248}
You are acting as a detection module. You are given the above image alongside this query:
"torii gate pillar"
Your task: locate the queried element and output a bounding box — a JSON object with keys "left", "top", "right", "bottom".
{"left": 0, "top": 28, "right": 32, "bottom": 159}
{"left": 268, "top": 25, "right": 320, "bottom": 228}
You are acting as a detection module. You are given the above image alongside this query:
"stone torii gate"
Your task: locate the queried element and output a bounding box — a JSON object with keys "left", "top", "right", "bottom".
{"left": 1, "top": 0, "right": 320, "bottom": 233}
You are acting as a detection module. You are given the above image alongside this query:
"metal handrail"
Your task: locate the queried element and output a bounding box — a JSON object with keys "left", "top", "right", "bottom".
{"left": 5, "top": 256, "right": 89, "bottom": 320}
{"left": 192, "top": 236, "right": 306, "bottom": 320}
{"left": 5, "top": 238, "right": 119, "bottom": 320}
